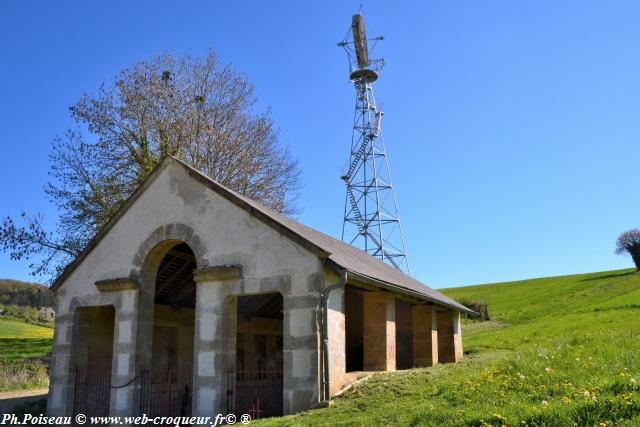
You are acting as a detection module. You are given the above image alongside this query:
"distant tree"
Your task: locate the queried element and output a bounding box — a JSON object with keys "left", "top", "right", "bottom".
{"left": 615, "top": 229, "right": 640, "bottom": 271}
{"left": 458, "top": 300, "right": 490, "bottom": 322}
{"left": 0, "top": 279, "right": 54, "bottom": 308}
{"left": 37, "top": 307, "right": 55, "bottom": 325}
{"left": 0, "top": 50, "right": 300, "bottom": 282}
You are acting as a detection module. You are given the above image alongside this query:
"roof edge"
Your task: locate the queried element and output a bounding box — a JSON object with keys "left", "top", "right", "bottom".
{"left": 343, "top": 269, "right": 475, "bottom": 314}
{"left": 171, "top": 158, "right": 331, "bottom": 260}
{"left": 51, "top": 156, "right": 332, "bottom": 291}
{"left": 51, "top": 157, "right": 175, "bottom": 291}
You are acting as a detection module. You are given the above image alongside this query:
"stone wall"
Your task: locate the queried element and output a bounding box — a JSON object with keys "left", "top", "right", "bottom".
{"left": 50, "top": 161, "right": 325, "bottom": 417}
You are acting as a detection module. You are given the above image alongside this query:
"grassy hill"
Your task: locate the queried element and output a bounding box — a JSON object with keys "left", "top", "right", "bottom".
{"left": 258, "top": 269, "right": 640, "bottom": 426}
{"left": 0, "top": 318, "right": 53, "bottom": 340}
{"left": 0, "top": 319, "right": 53, "bottom": 391}
{"left": 0, "top": 279, "right": 54, "bottom": 392}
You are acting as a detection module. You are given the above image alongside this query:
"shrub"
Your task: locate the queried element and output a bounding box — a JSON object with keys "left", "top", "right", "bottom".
{"left": 459, "top": 300, "right": 490, "bottom": 322}
{"left": 615, "top": 229, "right": 640, "bottom": 271}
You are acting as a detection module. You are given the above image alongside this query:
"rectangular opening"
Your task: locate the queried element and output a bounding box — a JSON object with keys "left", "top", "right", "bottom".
{"left": 233, "top": 292, "right": 283, "bottom": 418}
{"left": 395, "top": 300, "right": 413, "bottom": 370}
{"left": 345, "top": 285, "right": 364, "bottom": 372}
{"left": 72, "top": 305, "right": 115, "bottom": 419}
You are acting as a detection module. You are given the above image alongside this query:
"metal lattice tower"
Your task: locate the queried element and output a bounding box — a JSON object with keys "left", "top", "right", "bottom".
{"left": 338, "top": 13, "right": 410, "bottom": 274}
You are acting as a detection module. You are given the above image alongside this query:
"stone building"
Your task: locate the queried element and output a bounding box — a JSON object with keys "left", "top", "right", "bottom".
{"left": 48, "top": 156, "right": 472, "bottom": 419}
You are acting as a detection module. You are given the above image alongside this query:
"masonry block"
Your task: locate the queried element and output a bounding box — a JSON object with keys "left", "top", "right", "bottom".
{"left": 412, "top": 305, "right": 438, "bottom": 367}
{"left": 363, "top": 292, "right": 396, "bottom": 371}
{"left": 437, "top": 310, "right": 463, "bottom": 363}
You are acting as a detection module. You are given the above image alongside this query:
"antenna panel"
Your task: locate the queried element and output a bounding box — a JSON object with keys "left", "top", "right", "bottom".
{"left": 352, "top": 14, "right": 369, "bottom": 69}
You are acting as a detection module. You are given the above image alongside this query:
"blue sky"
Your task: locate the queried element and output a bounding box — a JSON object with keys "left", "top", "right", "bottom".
{"left": 1, "top": 1, "right": 639, "bottom": 288}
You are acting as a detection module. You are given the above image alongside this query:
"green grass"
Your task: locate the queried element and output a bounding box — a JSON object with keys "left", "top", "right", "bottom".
{"left": 0, "top": 318, "right": 52, "bottom": 391}
{"left": 257, "top": 269, "right": 640, "bottom": 426}
{"left": 0, "top": 318, "right": 53, "bottom": 340}
{"left": 0, "top": 318, "right": 53, "bottom": 362}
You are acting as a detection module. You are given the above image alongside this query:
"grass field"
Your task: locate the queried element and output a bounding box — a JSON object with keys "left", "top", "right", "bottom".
{"left": 0, "top": 318, "right": 53, "bottom": 391}
{"left": 257, "top": 269, "right": 640, "bottom": 426}
{"left": 0, "top": 318, "right": 53, "bottom": 340}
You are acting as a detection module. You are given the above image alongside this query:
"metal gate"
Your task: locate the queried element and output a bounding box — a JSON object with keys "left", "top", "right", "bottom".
{"left": 227, "top": 370, "right": 283, "bottom": 419}
{"left": 73, "top": 363, "right": 111, "bottom": 423}
{"left": 139, "top": 369, "right": 192, "bottom": 418}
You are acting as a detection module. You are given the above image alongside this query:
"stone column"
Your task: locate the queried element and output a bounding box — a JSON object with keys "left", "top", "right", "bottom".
{"left": 282, "top": 292, "right": 319, "bottom": 413}
{"left": 47, "top": 307, "right": 75, "bottom": 416}
{"left": 362, "top": 292, "right": 396, "bottom": 371}
{"left": 192, "top": 266, "right": 240, "bottom": 418}
{"left": 437, "top": 310, "right": 463, "bottom": 363}
{"left": 327, "top": 288, "right": 345, "bottom": 397}
{"left": 97, "top": 281, "right": 140, "bottom": 416}
{"left": 411, "top": 305, "right": 438, "bottom": 367}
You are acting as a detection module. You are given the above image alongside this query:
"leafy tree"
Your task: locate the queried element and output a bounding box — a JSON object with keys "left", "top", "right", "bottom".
{"left": 0, "top": 280, "right": 55, "bottom": 308}
{"left": 0, "top": 50, "right": 300, "bottom": 282}
{"left": 615, "top": 229, "right": 640, "bottom": 271}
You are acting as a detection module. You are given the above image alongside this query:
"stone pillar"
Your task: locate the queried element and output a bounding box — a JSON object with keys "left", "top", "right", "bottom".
{"left": 109, "top": 289, "right": 139, "bottom": 416}
{"left": 437, "top": 310, "right": 463, "bottom": 363}
{"left": 411, "top": 305, "right": 438, "bottom": 367}
{"left": 192, "top": 266, "right": 240, "bottom": 418}
{"left": 282, "top": 292, "right": 319, "bottom": 413}
{"left": 362, "top": 292, "right": 396, "bottom": 371}
{"left": 47, "top": 307, "right": 75, "bottom": 416}
{"left": 411, "top": 305, "right": 438, "bottom": 368}
{"left": 327, "top": 288, "right": 345, "bottom": 397}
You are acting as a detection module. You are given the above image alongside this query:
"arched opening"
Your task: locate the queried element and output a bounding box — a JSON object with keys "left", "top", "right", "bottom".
{"left": 140, "top": 242, "right": 196, "bottom": 417}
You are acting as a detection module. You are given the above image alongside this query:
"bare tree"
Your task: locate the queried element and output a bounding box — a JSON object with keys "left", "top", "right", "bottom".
{"left": 0, "top": 50, "right": 300, "bottom": 281}
{"left": 615, "top": 229, "right": 640, "bottom": 271}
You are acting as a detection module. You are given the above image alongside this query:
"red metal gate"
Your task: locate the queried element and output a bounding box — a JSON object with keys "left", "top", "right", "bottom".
{"left": 139, "top": 369, "right": 192, "bottom": 417}
{"left": 227, "top": 370, "right": 283, "bottom": 419}
{"left": 73, "top": 363, "right": 111, "bottom": 422}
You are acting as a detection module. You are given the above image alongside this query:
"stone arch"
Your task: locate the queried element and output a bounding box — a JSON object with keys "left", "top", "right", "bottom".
{"left": 130, "top": 223, "right": 208, "bottom": 404}
{"left": 130, "top": 223, "right": 209, "bottom": 281}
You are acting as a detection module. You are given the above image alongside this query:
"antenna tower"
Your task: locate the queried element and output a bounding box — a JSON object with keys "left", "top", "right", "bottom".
{"left": 338, "top": 13, "right": 410, "bottom": 274}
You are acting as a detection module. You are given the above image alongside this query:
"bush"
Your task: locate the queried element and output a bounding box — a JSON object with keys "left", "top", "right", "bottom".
{"left": 459, "top": 300, "right": 490, "bottom": 322}
{"left": 615, "top": 229, "right": 640, "bottom": 271}
{"left": 0, "top": 360, "right": 49, "bottom": 392}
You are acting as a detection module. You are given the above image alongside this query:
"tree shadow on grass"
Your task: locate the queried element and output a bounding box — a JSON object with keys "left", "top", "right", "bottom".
{"left": 579, "top": 271, "right": 637, "bottom": 282}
